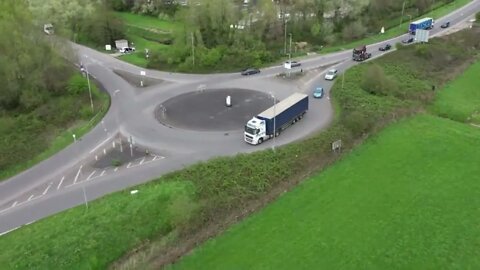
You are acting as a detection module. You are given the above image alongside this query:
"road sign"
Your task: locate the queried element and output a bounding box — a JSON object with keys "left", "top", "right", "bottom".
{"left": 284, "top": 62, "right": 292, "bottom": 70}
{"left": 415, "top": 29, "right": 429, "bottom": 43}
{"left": 140, "top": 70, "right": 146, "bottom": 76}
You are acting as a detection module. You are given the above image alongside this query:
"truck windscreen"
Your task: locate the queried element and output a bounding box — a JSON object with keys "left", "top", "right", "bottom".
{"left": 245, "top": 126, "right": 257, "bottom": 135}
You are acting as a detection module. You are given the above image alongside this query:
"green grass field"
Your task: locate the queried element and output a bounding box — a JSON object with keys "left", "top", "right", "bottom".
{"left": 168, "top": 114, "right": 480, "bottom": 270}
{"left": 430, "top": 60, "right": 480, "bottom": 123}
{"left": 115, "top": 12, "right": 183, "bottom": 33}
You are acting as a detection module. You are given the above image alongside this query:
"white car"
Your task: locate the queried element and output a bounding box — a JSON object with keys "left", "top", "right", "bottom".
{"left": 324, "top": 69, "right": 338, "bottom": 80}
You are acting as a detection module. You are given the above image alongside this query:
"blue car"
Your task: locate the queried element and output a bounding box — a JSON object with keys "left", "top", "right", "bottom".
{"left": 313, "top": 87, "right": 324, "bottom": 98}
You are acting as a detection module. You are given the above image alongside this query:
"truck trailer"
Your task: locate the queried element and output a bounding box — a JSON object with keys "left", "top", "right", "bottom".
{"left": 244, "top": 93, "right": 308, "bottom": 145}
{"left": 409, "top": 17, "right": 434, "bottom": 34}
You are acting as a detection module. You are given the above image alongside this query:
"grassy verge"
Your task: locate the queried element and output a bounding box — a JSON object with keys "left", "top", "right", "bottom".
{"left": 0, "top": 28, "right": 478, "bottom": 269}
{"left": 430, "top": 60, "right": 480, "bottom": 123}
{"left": 0, "top": 75, "right": 110, "bottom": 181}
{"left": 169, "top": 114, "right": 480, "bottom": 269}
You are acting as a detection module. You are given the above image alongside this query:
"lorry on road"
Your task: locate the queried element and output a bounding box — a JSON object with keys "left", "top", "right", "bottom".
{"left": 409, "top": 17, "right": 434, "bottom": 34}
{"left": 244, "top": 93, "right": 309, "bottom": 145}
{"left": 352, "top": 45, "right": 371, "bottom": 61}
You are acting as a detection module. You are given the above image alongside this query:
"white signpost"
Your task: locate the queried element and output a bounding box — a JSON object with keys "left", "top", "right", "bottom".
{"left": 140, "top": 70, "right": 146, "bottom": 87}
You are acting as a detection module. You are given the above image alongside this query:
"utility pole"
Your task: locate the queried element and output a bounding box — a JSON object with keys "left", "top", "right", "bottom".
{"left": 191, "top": 32, "right": 195, "bottom": 66}
{"left": 399, "top": 1, "right": 406, "bottom": 27}
{"left": 289, "top": 33, "right": 292, "bottom": 60}
{"left": 284, "top": 19, "right": 287, "bottom": 55}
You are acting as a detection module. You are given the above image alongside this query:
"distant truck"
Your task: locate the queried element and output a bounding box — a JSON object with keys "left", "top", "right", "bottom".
{"left": 352, "top": 45, "right": 371, "bottom": 61}
{"left": 409, "top": 17, "right": 434, "bottom": 34}
{"left": 244, "top": 93, "right": 309, "bottom": 145}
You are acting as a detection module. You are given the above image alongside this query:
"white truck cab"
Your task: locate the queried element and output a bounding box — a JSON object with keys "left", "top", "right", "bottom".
{"left": 244, "top": 117, "right": 268, "bottom": 145}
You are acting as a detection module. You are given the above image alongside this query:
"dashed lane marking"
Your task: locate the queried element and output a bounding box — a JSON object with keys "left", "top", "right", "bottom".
{"left": 42, "top": 182, "right": 53, "bottom": 195}
{"left": 114, "top": 167, "right": 119, "bottom": 172}
{"left": 127, "top": 162, "right": 132, "bottom": 169}
{"left": 57, "top": 176, "right": 65, "bottom": 190}
{"left": 73, "top": 165, "right": 83, "bottom": 184}
{"left": 86, "top": 170, "right": 97, "bottom": 181}
{"left": 11, "top": 201, "right": 17, "bottom": 208}
{"left": 100, "top": 170, "right": 106, "bottom": 177}
{"left": 27, "top": 195, "right": 35, "bottom": 201}
{"left": 139, "top": 157, "right": 145, "bottom": 165}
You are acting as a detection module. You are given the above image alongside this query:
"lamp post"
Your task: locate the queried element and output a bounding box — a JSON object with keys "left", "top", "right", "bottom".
{"left": 270, "top": 92, "right": 276, "bottom": 152}
{"left": 81, "top": 61, "right": 94, "bottom": 113}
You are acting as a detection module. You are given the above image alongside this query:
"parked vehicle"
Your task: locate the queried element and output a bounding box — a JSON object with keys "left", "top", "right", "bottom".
{"left": 241, "top": 68, "right": 260, "bottom": 75}
{"left": 409, "top": 17, "right": 434, "bottom": 34}
{"left": 313, "top": 87, "right": 324, "bottom": 98}
{"left": 379, "top": 44, "right": 391, "bottom": 51}
{"left": 119, "top": 47, "right": 135, "bottom": 53}
{"left": 244, "top": 93, "right": 308, "bottom": 145}
{"left": 285, "top": 61, "right": 301, "bottom": 68}
{"left": 440, "top": 21, "right": 450, "bottom": 28}
{"left": 324, "top": 69, "right": 338, "bottom": 80}
{"left": 402, "top": 37, "right": 415, "bottom": 44}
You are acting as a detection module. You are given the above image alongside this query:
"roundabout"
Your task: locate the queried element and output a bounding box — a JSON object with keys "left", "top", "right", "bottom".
{"left": 155, "top": 88, "right": 273, "bottom": 131}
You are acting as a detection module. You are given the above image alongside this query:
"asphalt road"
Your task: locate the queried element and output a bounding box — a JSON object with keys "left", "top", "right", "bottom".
{"left": 1, "top": 0, "right": 479, "bottom": 235}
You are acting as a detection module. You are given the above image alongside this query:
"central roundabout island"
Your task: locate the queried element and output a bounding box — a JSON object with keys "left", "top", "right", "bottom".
{"left": 155, "top": 88, "right": 274, "bottom": 131}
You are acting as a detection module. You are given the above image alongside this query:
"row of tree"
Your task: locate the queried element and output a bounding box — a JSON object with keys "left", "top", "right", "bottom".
{"left": 0, "top": 0, "right": 73, "bottom": 112}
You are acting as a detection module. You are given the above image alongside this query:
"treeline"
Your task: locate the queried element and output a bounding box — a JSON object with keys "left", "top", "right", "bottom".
{"left": 0, "top": 0, "right": 72, "bottom": 112}
{"left": 102, "top": 0, "right": 456, "bottom": 72}
{"left": 28, "top": 0, "right": 126, "bottom": 47}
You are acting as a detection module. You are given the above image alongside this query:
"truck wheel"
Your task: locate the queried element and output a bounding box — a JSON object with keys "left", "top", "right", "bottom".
{"left": 275, "top": 131, "right": 280, "bottom": 137}
{"left": 258, "top": 138, "right": 263, "bottom": 144}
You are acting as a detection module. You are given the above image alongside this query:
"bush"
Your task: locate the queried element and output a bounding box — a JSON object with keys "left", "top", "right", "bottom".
{"left": 67, "top": 74, "right": 88, "bottom": 95}
{"left": 361, "top": 64, "right": 399, "bottom": 96}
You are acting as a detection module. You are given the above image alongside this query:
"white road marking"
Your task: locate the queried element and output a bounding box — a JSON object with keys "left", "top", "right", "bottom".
{"left": 11, "top": 201, "right": 17, "bottom": 207}
{"left": 89, "top": 135, "right": 114, "bottom": 154}
{"left": 27, "top": 195, "right": 35, "bottom": 201}
{"left": 100, "top": 170, "right": 106, "bottom": 177}
{"left": 139, "top": 157, "right": 145, "bottom": 165}
{"left": 73, "top": 165, "right": 83, "bottom": 184}
{"left": 57, "top": 176, "right": 65, "bottom": 190}
{"left": 127, "top": 162, "right": 132, "bottom": 168}
{"left": 0, "top": 226, "right": 20, "bottom": 237}
{"left": 42, "top": 182, "right": 53, "bottom": 195}
{"left": 114, "top": 167, "right": 119, "bottom": 172}
{"left": 86, "top": 170, "right": 96, "bottom": 181}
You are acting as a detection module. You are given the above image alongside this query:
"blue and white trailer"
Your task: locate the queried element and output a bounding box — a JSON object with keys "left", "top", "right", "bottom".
{"left": 244, "top": 93, "right": 309, "bottom": 145}
{"left": 409, "top": 17, "right": 434, "bottom": 34}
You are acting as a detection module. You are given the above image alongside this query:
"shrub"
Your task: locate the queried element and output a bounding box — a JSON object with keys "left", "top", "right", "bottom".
{"left": 361, "top": 64, "right": 399, "bottom": 96}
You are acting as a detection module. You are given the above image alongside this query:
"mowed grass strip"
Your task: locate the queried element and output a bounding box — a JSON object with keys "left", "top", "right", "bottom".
{"left": 431, "top": 60, "right": 480, "bottom": 123}
{"left": 0, "top": 181, "right": 196, "bottom": 269}
{"left": 168, "top": 115, "right": 480, "bottom": 270}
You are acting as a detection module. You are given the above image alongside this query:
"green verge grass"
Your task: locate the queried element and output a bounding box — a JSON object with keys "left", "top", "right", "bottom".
{"left": 169, "top": 114, "right": 480, "bottom": 270}
{"left": 0, "top": 75, "right": 110, "bottom": 181}
{"left": 430, "top": 60, "right": 480, "bottom": 123}
{"left": 0, "top": 29, "right": 478, "bottom": 269}
{"left": 114, "top": 12, "right": 183, "bottom": 67}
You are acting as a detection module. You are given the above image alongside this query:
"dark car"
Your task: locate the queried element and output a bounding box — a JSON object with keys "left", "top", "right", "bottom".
{"left": 402, "top": 37, "right": 414, "bottom": 44}
{"left": 241, "top": 68, "right": 260, "bottom": 76}
{"left": 285, "top": 61, "right": 301, "bottom": 68}
{"left": 440, "top": 22, "right": 450, "bottom": 28}
{"left": 379, "top": 44, "right": 391, "bottom": 51}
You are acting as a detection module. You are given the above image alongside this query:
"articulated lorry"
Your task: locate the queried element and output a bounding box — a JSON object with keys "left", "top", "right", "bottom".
{"left": 244, "top": 93, "right": 308, "bottom": 145}
{"left": 409, "top": 17, "right": 434, "bottom": 34}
